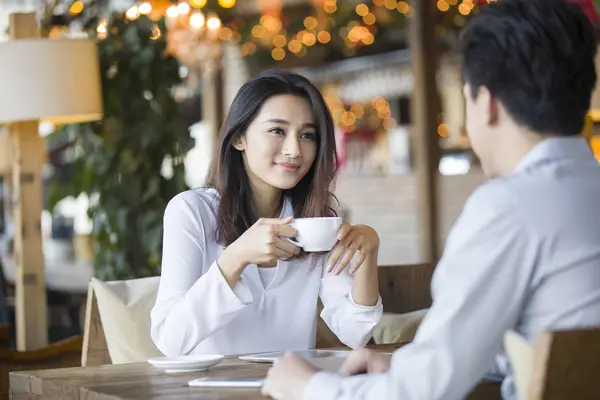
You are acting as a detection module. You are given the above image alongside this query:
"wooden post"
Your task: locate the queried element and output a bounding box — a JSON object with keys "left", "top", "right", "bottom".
{"left": 9, "top": 13, "right": 48, "bottom": 350}
{"left": 410, "top": 1, "right": 441, "bottom": 263}
{"left": 202, "top": 67, "right": 224, "bottom": 139}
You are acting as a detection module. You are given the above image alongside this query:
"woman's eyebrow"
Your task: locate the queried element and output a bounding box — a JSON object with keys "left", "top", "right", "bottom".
{"left": 262, "top": 119, "right": 316, "bottom": 130}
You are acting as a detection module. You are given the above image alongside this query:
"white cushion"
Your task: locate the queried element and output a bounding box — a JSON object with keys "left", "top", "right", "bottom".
{"left": 372, "top": 309, "right": 428, "bottom": 344}
{"left": 504, "top": 330, "right": 533, "bottom": 400}
{"left": 91, "top": 276, "right": 164, "bottom": 364}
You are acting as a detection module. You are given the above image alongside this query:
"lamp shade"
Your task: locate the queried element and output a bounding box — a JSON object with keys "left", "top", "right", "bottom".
{"left": 0, "top": 38, "right": 103, "bottom": 124}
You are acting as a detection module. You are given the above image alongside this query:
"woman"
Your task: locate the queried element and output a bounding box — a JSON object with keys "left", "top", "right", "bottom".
{"left": 151, "top": 70, "right": 383, "bottom": 357}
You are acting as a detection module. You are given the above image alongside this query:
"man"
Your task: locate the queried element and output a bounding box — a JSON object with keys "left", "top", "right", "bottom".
{"left": 261, "top": 0, "right": 600, "bottom": 399}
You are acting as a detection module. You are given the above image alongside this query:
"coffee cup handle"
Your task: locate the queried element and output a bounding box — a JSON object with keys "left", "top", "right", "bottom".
{"left": 282, "top": 237, "right": 302, "bottom": 248}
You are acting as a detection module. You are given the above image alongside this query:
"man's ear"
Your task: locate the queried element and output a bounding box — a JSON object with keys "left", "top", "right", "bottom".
{"left": 476, "top": 86, "right": 499, "bottom": 126}
{"left": 232, "top": 134, "right": 245, "bottom": 151}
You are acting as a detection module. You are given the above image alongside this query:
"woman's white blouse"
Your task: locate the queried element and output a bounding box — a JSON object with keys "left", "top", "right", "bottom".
{"left": 150, "top": 188, "right": 383, "bottom": 357}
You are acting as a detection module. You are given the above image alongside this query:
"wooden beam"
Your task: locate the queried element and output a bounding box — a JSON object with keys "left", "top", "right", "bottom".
{"left": 9, "top": 13, "right": 48, "bottom": 350}
{"left": 0, "top": 130, "right": 13, "bottom": 175}
{"left": 202, "top": 59, "right": 224, "bottom": 140}
{"left": 410, "top": 1, "right": 441, "bottom": 263}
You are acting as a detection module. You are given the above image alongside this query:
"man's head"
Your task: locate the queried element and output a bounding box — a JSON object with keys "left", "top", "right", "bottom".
{"left": 460, "top": 0, "right": 597, "bottom": 177}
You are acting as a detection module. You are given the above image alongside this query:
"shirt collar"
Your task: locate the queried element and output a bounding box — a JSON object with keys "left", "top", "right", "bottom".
{"left": 515, "top": 136, "right": 595, "bottom": 172}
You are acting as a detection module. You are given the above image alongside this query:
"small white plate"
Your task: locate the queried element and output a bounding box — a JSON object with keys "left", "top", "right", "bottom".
{"left": 148, "top": 354, "right": 224, "bottom": 373}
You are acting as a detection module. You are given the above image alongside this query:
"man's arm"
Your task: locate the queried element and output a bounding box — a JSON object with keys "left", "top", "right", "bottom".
{"left": 304, "top": 182, "right": 540, "bottom": 400}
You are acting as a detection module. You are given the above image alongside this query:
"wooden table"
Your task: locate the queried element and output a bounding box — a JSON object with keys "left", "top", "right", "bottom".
{"left": 9, "top": 344, "right": 501, "bottom": 400}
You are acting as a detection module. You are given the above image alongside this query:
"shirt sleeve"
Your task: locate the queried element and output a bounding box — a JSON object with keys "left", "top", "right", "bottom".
{"left": 319, "top": 256, "right": 383, "bottom": 349}
{"left": 304, "top": 182, "right": 539, "bottom": 400}
{"left": 150, "top": 193, "right": 254, "bottom": 356}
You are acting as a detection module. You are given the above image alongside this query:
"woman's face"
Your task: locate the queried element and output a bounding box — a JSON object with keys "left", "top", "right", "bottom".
{"left": 234, "top": 94, "right": 318, "bottom": 191}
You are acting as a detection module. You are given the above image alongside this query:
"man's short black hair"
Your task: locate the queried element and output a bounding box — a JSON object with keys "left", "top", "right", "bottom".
{"left": 460, "top": 0, "right": 597, "bottom": 136}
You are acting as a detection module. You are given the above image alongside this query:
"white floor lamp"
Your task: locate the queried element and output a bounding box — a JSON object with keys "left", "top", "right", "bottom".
{"left": 0, "top": 12, "right": 102, "bottom": 350}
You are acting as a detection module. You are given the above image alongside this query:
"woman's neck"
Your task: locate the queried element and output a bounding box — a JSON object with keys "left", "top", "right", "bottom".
{"left": 254, "top": 188, "right": 283, "bottom": 218}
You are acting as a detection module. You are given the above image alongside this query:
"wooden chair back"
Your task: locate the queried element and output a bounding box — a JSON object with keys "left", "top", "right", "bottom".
{"left": 83, "top": 263, "right": 435, "bottom": 362}
{"left": 527, "top": 328, "right": 600, "bottom": 399}
{"left": 315, "top": 263, "right": 433, "bottom": 348}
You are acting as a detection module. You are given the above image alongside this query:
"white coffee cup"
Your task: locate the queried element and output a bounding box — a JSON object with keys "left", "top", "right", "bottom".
{"left": 285, "top": 217, "right": 342, "bottom": 252}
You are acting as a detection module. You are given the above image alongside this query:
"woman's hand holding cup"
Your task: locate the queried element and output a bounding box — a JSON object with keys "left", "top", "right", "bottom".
{"left": 220, "top": 217, "right": 300, "bottom": 275}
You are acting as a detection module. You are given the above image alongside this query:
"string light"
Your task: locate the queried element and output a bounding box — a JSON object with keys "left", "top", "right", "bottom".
{"left": 69, "top": 0, "right": 84, "bottom": 15}
{"left": 356, "top": 4, "right": 370, "bottom": 17}
{"left": 96, "top": 20, "right": 108, "bottom": 39}
{"left": 125, "top": 6, "right": 140, "bottom": 20}
{"left": 166, "top": 6, "right": 178, "bottom": 18}
{"left": 138, "top": 2, "right": 152, "bottom": 15}
{"left": 118, "top": 0, "right": 480, "bottom": 65}
{"left": 190, "top": 12, "right": 206, "bottom": 29}
{"left": 317, "top": 31, "right": 331, "bottom": 44}
{"left": 397, "top": 2, "right": 410, "bottom": 14}
{"left": 218, "top": 0, "right": 237, "bottom": 8}
{"left": 150, "top": 24, "right": 161, "bottom": 40}
{"left": 385, "top": 0, "right": 397, "bottom": 10}
{"left": 207, "top": 16, "right": 222, "bottom": 31}
{"left": 177, "top": 2, "right": 191, "bottom": 15}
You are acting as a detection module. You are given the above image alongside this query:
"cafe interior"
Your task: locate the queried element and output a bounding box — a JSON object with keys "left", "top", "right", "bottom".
{"left": 0, "top": 0, "right": 599, "bottom": 399}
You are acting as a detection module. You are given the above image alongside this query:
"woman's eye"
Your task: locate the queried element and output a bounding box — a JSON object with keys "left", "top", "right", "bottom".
{"left": 269, "top": 127, "right": 285, "bottom": 135}
{"left": 301, "top": 132, "right": 316, "bottom": 141}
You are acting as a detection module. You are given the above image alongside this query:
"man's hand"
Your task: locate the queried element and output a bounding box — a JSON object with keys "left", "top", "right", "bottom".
{"left": 339, "top": 349, "right": 392, "bottom": 376}
{"left": 261, "top": 352, "right": 319, "bottom": 400}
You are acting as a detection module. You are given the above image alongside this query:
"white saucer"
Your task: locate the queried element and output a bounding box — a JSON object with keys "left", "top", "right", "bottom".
{"left": 148, "top": 354, "right": 224, "bottom": 373}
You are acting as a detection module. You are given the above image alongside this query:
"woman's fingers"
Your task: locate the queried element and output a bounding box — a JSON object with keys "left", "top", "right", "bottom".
{"left": 275, "top": 237, "right": 301, "bottom": 256}
{"left": 333, "top": 238, "right": 362, "bottom": 275}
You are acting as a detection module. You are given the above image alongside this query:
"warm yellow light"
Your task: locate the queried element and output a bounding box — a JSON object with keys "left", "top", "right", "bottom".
{"left": 273, "top": 34, "right": 287, "bottom": 48}
{"left": 207, "top": 16, "right": 222, "bottom": 30}
{"left": 288, "top": 39, "right": 302, "bottom": 53}
{"left": 139, "top": 2, "right": 152, "bottom": 15}
{"left": 218, "top": 0, "right": 236, "bottom": 9}
{"left": 96, "top": 22, "right": 107, "bottom": 39}
{"left": 437, "top": 0, "right": 450, "bottom": 12}
{"left": 317, "top": 31, "right": 331, "bottom": 44}
{"left": 350, "top": 104, "right": 364, "bottom": 118}
{"left": 150, "top": 25, "right": 161, "bottom": 40}
{"left": 304, "top": 16, "right": 318, "bottom": 30}
{"left": 458, "top": 3, "right": 471, "bottom": 15}
{"left": 190, "top": 0, "right": 208, "bottom": 7}
{"left": 356, "top": 4, "right": 369, "bottom": 17}
{"left": 251, "top": 25, "right": 266, "bottom": 38}
{"left": 166, "top": 6, "right": 179, "bottom": 18}
{"left": 363, "top": 13, "right": 376, "bottom": 25}
{"left": 362, "top": 33, "right": 375, "bottom": 45}
{"left": 190, "top": 12, "right": 206, "bottom": 29}
{"left": 302, "top": 32, "right": 317, "bottom": 46}
{"left": 177, "top": 2, "right": 191, "bottom": 15}
{"left": 69, "top": 0, "right": 84, "bottom": 15}
{"left": 438, "top": 123, "right": 450, "bottom": 137}
{"left": 324, "top": 3, "right": 337, "bottom": 13}
{"left": 272, "top": 47, "right": 286, "bottom": 61}
{"left": 219, "top": 27, "right": 234, "bottom": 41}
{"left": 385, "top": 0, "right": 397, "bottom": 10}
{"left": 125, "top": 6, "right": 140, "bottom": 20}
{"left": 397, "top": 1, "right": 410, "bottom": 14}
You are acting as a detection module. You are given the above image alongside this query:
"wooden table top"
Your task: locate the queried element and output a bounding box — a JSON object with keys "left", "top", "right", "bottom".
{"left": 9, "top": 344, "right": 500, "bottom": 400}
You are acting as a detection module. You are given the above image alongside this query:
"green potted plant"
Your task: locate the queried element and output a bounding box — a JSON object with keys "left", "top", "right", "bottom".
{"left": 47, "top": 13, "right": 194, "bottom": 280}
